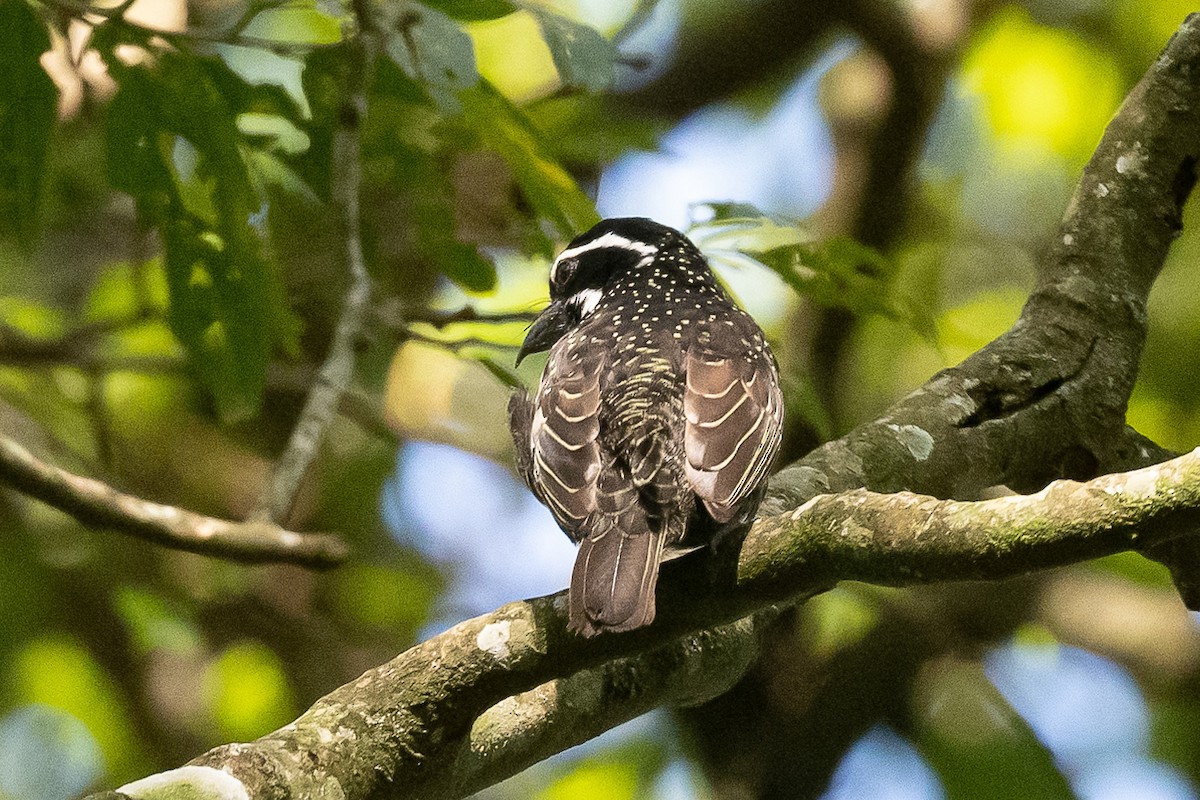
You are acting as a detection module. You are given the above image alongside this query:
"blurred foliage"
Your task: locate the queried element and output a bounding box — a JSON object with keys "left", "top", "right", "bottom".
{"left": 1, "top": 0, "right": 1200, "bottom": 797}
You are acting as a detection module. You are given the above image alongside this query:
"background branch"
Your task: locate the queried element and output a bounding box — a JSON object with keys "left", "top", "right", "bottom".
{"left": 252, "top": 10, "right": 376, "bottom": 525}
{"left": 0, "top": 436, "right": 347, "bottom": 567}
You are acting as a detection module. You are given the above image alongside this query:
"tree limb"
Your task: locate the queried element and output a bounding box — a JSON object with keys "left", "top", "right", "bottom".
{"left": 107, "top": 448, "right": 1200, "bottom": 800}
{"left": 93, "top": 11, "right": 1200, "bottom": 800}
{"left": 0, "top": 436, "right": 346, "bottom": 568}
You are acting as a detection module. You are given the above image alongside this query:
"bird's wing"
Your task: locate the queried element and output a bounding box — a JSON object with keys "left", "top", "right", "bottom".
{"left": 683, "top": 331, "right": 783, "bottom": 523}
{"left": 529, "top": 344, "right": 604, "bottom": 539}
{"left": 507, "top": 389, "right": 538, "bottom": 492}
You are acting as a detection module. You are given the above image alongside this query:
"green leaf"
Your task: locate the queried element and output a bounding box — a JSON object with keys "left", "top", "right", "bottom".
{"left": 204, "top": 641, "right": 296, "bottom": 740}
{"left": 420, "top": 0, "right": 516, "bottom": 20}
{"left": 0, "top": 1, "right": 58, "bottom": 244}
{"left": 237, "top": 112, "right": 311, "bottom": 154}
{"left": 690, "top": 214, "right": 935, "bottom": 338}
{"left": 215, "top": 44, "right": 311, "bottom": 118}
{"left": 528, "top": 8, "right": 617, "bottom": 92}
{"left": 241, "top": 2, "right": 343, "bottom": 45}
{"left": 458, "top": 82, "right": 599, "bottom": 248}
{"left": 525, "top": 95, "right": 669, "bottom": 163}
{"left": 385, "top": 2, "right": 479, "bottom": 111}
{"left": 106, "top": 53, "right": 299, "bottom": 420}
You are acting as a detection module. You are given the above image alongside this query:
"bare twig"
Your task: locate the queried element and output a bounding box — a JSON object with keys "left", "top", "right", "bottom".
{"left": 0, "top": 436, "right": 346, "bottom": 567}
{"left": 252, "top": 5, "right": 376, "bottom": 525}
{"left": 399, "top": 305, "right": 538, "bottom": 330}
{"left": 401, "top": 331, "right": 517, "bottom": 352}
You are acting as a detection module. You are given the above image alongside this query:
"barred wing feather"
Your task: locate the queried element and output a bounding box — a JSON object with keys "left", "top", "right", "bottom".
{"left": 530, "top": 348, "right": 603, "bottom": 538}
{"left": 683, "top": 346, "right": 783, "bottom": 523}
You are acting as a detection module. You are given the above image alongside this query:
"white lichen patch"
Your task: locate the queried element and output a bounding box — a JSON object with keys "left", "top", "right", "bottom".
{"left": 118, "top": 766, "right": 250, "bottom": 800}
{"left": 790, "top": 495, "right": 823, "bottom": 521}
{"left": 1115, "top": 143, "right": 1147, "bottom": 177}
{"left": 477, "top": 621, "right": 513, "bottom": 660}
{"left": 887, "top": 424, "right": 934, "bottom": 461}
{"left": 1118, "top": 467, "right": 1159, "bottom": 500}
{"left": 943, "top": 392, "right": 976, "bottom": 420}
{"left": 1063, "top": 233, "right": 1074, "bottom": 246}
{"left": 1094, "top": 182, "right": 1110, "bottom": 198}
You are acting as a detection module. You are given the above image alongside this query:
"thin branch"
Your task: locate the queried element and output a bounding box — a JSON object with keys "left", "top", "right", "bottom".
{"left": 398, "top": 305, "right": 539, "bottom": 330}
{"left": 0, "top": 436, "right": 347, "bottom": 568}
{"left": 252, "top": 6, "right": 376, "bottom": 525}
{"left": 401, "top": 331, "right": 517, "bottom": 352}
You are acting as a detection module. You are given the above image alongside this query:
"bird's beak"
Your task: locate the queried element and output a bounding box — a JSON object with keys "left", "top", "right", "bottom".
{"left": 517, "top": 300, "right": 571, "bottom": 365}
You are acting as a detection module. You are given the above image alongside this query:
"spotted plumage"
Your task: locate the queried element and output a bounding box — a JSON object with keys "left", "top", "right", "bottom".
{"left": 509, "top": 218, "right": 784, "bottom": 636}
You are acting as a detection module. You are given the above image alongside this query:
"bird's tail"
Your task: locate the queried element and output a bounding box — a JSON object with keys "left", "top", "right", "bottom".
{"left": 569, "top": 510, "right": 669, "bottom": 637}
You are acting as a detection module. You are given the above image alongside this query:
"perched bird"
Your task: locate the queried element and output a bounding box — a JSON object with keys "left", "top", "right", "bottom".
{"left": 509, "top": 218, "right": 783, "bottom": 636}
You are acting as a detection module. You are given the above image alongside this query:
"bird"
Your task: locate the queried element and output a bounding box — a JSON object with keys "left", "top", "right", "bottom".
{"left": 508, "top": 217, "right": 784, "bottom": 637}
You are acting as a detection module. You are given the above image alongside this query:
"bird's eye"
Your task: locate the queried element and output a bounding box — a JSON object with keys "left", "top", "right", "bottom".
{"left": 552, "top": 257, "right": 579, "bottom": 286}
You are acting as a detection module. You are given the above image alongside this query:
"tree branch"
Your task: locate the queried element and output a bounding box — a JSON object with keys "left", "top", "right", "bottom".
{"left": 105, "top": 448, "right": 1200, "bottom": 800}
{"left": 252, "top": 8, "right": 376, "bottom": 525}
{"left": 92, "top": 11, "right": 1200, "bottom": 800}
{"left": 0, "top": 436, "right": 346, "bottom": 568}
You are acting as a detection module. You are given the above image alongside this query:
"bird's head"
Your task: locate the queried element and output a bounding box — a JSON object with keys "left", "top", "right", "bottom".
{"left": 517, "top": 218, "right": 698, "bottom": 364}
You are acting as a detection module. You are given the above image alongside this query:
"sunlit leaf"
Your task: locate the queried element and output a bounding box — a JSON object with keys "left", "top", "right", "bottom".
{"left": 528, "top": 9, "right": 617, "bottom": 92}
{"left": 83, "top": 260, "right": 171, "bottom": 323}
{"left": 802, "top": 588, "right": 879, "bottom": 658}
{"left": 0, "top": 1, "right": 58, "bottom": 245}
{"left": 215, "top": 44, "right": 311, "bottom": 118}
{"left": 539, "top": 761, "right": 639, "bottom": 800}
{"left": 329, "top": 562, "right": 439, "bottom": 633}
{"left": 15, "top": 636, "right": 146, "bottom": 780}
{"left": 237, "top": 112, "right": 312, "bottom": 155}
{"left": 466, "top": 10, "right": 559, "bottom": 101}
{"left": 936, "top": 289, "right": 1025, "bottom": 365}
{"left": 690, "top": 214, "right": 933, "bottom": 337}
{"left": 241, "top": 2, "right": 343, "bottom": 45}
{"left": 963, "top": 7, "right": 1120, "bottom": 163}
{"left": 384, "top": 341, "right": 516, "bottom": 461}
{"left": 204, "top": 641, "right": 296, "bottom": 741}
{"left": 0, "top": 297, "right": 67, "bottom": 341}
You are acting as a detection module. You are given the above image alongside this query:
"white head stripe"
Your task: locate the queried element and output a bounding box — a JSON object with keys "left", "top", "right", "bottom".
{"left": 570, "top": 288, "right": 603, "bottom": 318}
{"left": 551, "top": 232, "right": 658, "bottom": 283}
